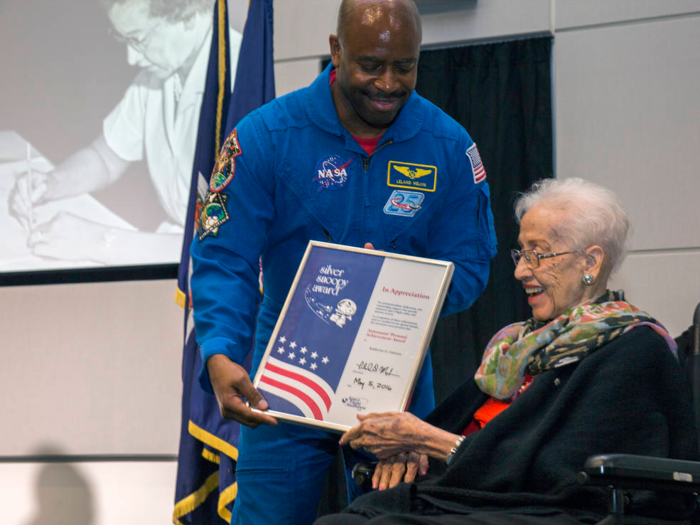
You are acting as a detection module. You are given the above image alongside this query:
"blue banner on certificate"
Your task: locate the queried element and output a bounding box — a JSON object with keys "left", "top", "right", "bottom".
{"left": 251, "top": 241, "right": 453, "bottom": 432}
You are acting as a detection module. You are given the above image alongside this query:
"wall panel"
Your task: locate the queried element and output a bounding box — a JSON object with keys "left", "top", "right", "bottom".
{"left": 555, "top": 17, "right": 700, "bottom": 251}
{"left": 610, "top": 251, "right": 700, "bottom": 338}
{"left": 0, "top": 279, "right": 182, "bottom": 455}
{"left": 3, "top": 460, "right": 177, "bottom": 525}
{"left": 557, "top": 0, "right": 700, "bottom": 30}
{"left": 273, "top": 0, "right": 341, "bottom": 60}
{"left": 274, "top": 58, "right": 323, "bottom": 98}
{"left": 420, "top": 0, "right": 550, "bottom": 46}
{"left": 273, "top": 0, "right": 551, "bottom": 62}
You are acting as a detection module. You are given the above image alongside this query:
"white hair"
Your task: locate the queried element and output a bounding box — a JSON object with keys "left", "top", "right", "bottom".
{"left": 106, "top": 0, "right": 213, "bottom": 22}
{"left": 514, "top": 178, "right": 631, "bottom": 275}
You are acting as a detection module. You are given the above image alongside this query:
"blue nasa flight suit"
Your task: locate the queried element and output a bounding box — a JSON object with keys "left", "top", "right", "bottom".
{"left": 191, "top": 64, "right": 497, "bottom": 525}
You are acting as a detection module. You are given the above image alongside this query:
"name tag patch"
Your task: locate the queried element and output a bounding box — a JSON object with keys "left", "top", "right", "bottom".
{"left": 387, "top": 161, "right": 436, "bottom": 192}
{"left": 383, "top": 190, "right": 424, "bottom": 217}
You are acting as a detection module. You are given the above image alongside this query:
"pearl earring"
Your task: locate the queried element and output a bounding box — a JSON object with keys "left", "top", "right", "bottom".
{"left": 581, "top": 273, "right": 595, "bottom": 286}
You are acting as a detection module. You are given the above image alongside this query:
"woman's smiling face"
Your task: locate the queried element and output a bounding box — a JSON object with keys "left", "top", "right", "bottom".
{"left": 108, "top": 2, "right": 198, "bottom": 79}
{"left": 514, "top": 204, "right": 590, "bottom": 321}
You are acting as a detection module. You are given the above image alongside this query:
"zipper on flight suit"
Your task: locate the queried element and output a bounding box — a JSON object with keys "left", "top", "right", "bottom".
{"left": 361, "top": 139, "right": 394, "bottom": 245}
{"left": 320, "top": 225, "right": 332, "bottom": 242}
{"left": 361, "top": 139, "right": 393, "bottom": 172}
{"left": 297, "top": 195, "right": 333, "bottom": 241}
{"left": 305, "top": 209, "right": 332, "bottom": 241}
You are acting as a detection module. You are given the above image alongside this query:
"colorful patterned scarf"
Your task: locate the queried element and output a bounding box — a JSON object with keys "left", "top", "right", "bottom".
{"left": 474, "top": 290, "right": 677, "bottom": 400}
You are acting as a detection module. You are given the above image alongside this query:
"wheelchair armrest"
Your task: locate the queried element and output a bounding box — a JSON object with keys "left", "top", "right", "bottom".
{"left": 351, "top": 462, "right": 378, "bottom": 490}
{"left": 578, "top": 454, "right": 700, "bottom": 493}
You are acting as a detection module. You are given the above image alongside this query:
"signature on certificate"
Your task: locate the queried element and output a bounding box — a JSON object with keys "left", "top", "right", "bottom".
{"left": 356, "top": 360, "right": 400, "bottom": 377}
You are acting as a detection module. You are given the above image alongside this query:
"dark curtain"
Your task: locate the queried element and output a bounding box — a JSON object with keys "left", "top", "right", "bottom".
{"left": 417, "top": 37, "right": 553, "bottom": 404}
{"left": 318, "top": 36, "right": 553, "bottom": 516}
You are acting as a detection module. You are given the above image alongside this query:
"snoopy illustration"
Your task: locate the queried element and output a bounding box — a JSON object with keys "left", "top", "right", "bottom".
{"left": 330, "top": 299, "right": 357, "bottom": 328}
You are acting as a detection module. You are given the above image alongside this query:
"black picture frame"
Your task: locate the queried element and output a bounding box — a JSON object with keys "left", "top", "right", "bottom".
{"left": 0, "top": 264, "right": 178, "bottom": 287}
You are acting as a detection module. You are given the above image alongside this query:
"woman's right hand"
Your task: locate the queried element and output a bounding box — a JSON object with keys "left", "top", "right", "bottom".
{"left": 8, "top": 170, "right": 52, "bottom": 231}
{"left": 341, "top": 412, "right": 461, "bottom": 464}
{"left": 372, "top": 452, "right": 429, "bottom": 490}
{"left": 9, "top": 136, "right": 132, "bottom": 232}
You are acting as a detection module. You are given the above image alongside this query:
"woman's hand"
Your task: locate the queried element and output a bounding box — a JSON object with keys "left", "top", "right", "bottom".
{"left": 28, "top": 212, "right": 113, "bottom": 263}
{"left": 341, "top": 412, "right": 423, "bottom": 458}
{"left": 340, "top": 411, "right": 461, "bottom": 462}
{"left": 372, "top": 452, "right": 429, "bottom": 490}
{"left": 9, "top": 135, "right": 131, "bottom": 231}
{"left": 8, "top": 169, "right": 51, "bottom": 232}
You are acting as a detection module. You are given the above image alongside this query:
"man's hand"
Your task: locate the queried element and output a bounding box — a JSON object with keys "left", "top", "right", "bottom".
{"left": 372, "top": 452, "right": 429, "bottom": 490}
{"left": 207, "top": 354, "right": 278, "bottom": 428}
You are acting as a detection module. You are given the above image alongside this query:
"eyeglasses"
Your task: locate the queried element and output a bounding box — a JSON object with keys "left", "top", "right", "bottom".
{"left": 510, "top": 249, "right": 578, "bottom": 269}
{"left": 109, "top": 22, "right": 162, "bottom": 53}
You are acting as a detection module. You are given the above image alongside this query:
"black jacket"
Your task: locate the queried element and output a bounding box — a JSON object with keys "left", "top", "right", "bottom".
{"left": 346, "top": 326, "right": 699, "bottom": 523}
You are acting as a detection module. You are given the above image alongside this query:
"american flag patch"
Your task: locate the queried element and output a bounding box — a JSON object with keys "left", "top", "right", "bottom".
{"left": 466, "top": 143, "right": 486, "bottom": 183}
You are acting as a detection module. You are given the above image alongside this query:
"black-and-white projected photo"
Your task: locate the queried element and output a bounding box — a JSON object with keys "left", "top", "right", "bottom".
{"left": 0, "top": 0, "right": 246, "bottom": 273}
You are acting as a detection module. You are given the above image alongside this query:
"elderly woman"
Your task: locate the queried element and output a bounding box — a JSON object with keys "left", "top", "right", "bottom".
{"left": 317, "top": 178, "right": 698, "bottom": 524}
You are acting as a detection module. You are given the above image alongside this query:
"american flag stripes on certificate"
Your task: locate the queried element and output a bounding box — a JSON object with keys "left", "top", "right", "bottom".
{"left": 259, "top": 354, "right": 334, "bottom": 420}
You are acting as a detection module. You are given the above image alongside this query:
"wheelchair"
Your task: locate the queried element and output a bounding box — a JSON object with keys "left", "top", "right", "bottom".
{"left": 577, "top": 300, "right": 700, "bottom": 523}
{"left": 352, "top": 300, "right": 700, "bottom": 524}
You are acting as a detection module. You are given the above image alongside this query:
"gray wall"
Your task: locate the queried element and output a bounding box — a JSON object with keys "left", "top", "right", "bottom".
{"left": 3, "top": 1, "right": 699, "bottom": 522}
{"left": 554, "top": 4, "right": 700, "bottom": 336}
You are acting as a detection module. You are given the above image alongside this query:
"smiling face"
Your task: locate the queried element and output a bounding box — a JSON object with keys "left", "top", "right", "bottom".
{"left": 108, "top": 2, "right": 199, "bottom": 79}
{"left": 514, "top": 204, "right": 594, "bottom": 321}
{"left": 329, "top": 1, "right": 421, "bottom": 137}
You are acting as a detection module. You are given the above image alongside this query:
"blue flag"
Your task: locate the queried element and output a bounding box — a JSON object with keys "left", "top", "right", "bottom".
{"left": 174, "top": 1, "right": 275, "bottom": 523}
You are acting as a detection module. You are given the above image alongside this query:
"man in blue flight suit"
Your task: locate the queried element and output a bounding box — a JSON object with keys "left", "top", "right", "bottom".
{"left": 190, "top": 0, "right": 497, "bottom": 523}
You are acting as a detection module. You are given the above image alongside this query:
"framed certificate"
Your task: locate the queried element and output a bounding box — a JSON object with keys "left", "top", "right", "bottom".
{"left": 251, "top": 241, "right": 454, "bottom": 432}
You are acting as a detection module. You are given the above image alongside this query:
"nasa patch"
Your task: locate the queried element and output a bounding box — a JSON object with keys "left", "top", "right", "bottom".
{"left": 314, "top": 155, "right": 353, "bottom": 191}
{"left": 383, "top": 190, "right": 424, "bottom": 217}
{"left": 210, "top": 129, "right": 242, "bottom": 193}
{"left": 387, "top": 161, "right": 437, "bottom": 192}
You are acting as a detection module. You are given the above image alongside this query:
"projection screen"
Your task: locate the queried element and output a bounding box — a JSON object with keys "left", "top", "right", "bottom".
{"left": 0, "top": 0, "right": 248, "bottom": 280}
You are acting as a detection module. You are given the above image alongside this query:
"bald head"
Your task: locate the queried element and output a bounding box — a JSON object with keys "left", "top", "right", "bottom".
{"left": 329, "top": 0, "right": 422, "bottom": 136}
{"left": 336, "top": 0, "right": 422, "bottom": 45}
